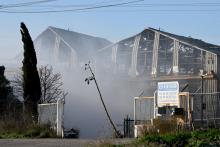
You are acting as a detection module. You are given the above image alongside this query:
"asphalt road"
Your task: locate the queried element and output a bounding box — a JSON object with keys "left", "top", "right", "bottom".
{"left": 0, "top": 139, "right": 134, "bottom": 147}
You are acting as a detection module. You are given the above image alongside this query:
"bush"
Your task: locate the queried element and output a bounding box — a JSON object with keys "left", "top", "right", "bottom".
{"left": 142, "top": 135, "right": 161, "bottom": 143}
{"left": 161, "top": 133, "right": 191, "bottom": 146}
{"left": 39, "top": 131, "right": 51, "bottom": 138}
{"left": 0, "top": 132, "right": 25, "bottom": 139}
{"left": 137, "top": 128, "right": 220, "bottom": 146}
{"left": 25, "top": 128, "right": 40, "bottom": 137}
{"left": 38, "top": 128, "right": 57, "bottom": 138}
{"left": 24, "top": 124, "right": 57, "bottom": 138}
{"left": 189, "top": 129, "right": 220, "bottom": 146}
{"left": 0, "top": 120, "right": 57, "bottom": 138}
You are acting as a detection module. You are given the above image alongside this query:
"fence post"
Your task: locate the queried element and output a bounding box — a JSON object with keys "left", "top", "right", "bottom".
{"left": 128, "top": 117, "right": 131, "bottom": 137}
{"left": 123, "top": 118, "right": 126, "bottom": 138}
{"left": 57, "top": 98, "right": 64, "bottom": 137}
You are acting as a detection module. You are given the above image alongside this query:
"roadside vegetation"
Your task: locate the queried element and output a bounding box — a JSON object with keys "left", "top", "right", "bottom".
{"left": 134, "top": 128, "right": 220, "bottom": 146}
{"left": 97, "top": 128, "right": 220, "bottom": 147}
{"left": 0, "top": 121, "right": 57, "bottom": 139}
{"left": 0, "top": 23, "right": 65, "bottom": 139}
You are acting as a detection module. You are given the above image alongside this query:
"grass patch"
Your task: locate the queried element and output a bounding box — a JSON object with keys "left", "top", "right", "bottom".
{"left": 24, "top": 124, "right": 56, "bottom": 138}
{"left": 0, "top": 120, "right": 57, "bottom": 139}
{"left": 136, "top": 128, "right": 220, "bottom": 146}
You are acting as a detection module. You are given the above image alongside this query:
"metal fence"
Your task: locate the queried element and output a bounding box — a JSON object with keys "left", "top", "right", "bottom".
{"left": 190, "top": 92, "right": 220, "bottom": 127}
{"left": 123, "top": 116, "right": 134, "bottom": 138}
{"left": 134, "top": 92, "right": 220, "bottom": 128}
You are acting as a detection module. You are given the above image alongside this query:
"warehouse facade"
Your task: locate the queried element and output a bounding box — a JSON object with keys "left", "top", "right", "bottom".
{"left": 98, "top": 27, "right": 220, "bottom": 126}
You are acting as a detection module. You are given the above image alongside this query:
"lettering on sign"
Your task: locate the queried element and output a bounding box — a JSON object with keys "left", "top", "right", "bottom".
{"left": 157, "top": 81, "right": 179, "bottom": 107}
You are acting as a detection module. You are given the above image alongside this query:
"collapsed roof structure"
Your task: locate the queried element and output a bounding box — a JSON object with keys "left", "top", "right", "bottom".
{"left": 98, "top": 27, "right": 220, "bottom": 124}
{"left": 34, "top": 26, "right": 112, "bottom": 67}
{"left": 98, "top": 27, "right": 220, "bottom": 85}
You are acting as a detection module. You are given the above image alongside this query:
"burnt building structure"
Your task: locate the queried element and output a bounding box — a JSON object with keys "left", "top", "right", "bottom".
{"left": 33, "top": 26, "right": 112, "bottom": 67}
{"left": 98, "top": 27, "right": 220, "bottom": 125}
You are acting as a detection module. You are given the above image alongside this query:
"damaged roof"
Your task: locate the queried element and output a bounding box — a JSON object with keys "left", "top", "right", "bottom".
{"left": 48, "top": 26, "right": 112, "bottom": 50}
{"left": 35, "top": 26, "right": 112, "bottom": 58}
{"left": 100, "top": 27, "right": 220, "bottom": 55}
{"left": 148, "top": 27, "right": 220, "bottom": 55}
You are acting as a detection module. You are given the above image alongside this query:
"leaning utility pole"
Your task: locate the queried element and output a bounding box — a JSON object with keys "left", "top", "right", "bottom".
{"left": 85, "top": 61, "right": 121, "bottom": 138}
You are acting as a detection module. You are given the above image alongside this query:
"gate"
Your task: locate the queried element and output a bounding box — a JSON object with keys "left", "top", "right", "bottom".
{"left": 123, "top": 115, "right": 134, "bottom": 138}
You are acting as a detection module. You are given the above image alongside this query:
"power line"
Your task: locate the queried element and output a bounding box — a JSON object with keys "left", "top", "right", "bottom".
{"left": 27, "top": 2, "right": 220, "bottom": 8}
{"left": 125, "top": 2, "right": 220, "bottom": 7}
{"left": 0, "top": 0, "right": 144, "bottom": 13}
{"left": 0, "top": 0, "right": 132, "bottom": 9}
{"left": 1, "top": 1, "right": 220, "bottom": 14}
{"left": 28, "top": 0, "right": 129, "bottom": 8}
{"left": 1, "top": 9, "right": 220, "bottom": 14}
{"left": 73, "top": 9, "right": 220, "bottom": 14}
{"left": 2, "top": 1, "right": 220, "bottom": 9}
{"left": 0, "top": 0, "right": 58, "bottom": 9}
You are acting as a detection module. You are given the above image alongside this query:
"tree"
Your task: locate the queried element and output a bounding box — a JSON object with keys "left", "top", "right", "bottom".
{"left": 12, "top": 69, "right": 23, "bottom": 100}
{"left": 0, "top": 66, "right": 21, "bottom": 120}
{"left": 13, "top": 65, "right": 67, "bottom": 104}
{"left": 20, "top": 22, "right": 41, "bottom": 122}
{"left": 0, "top": 66, "right": 12, "bottom": 115}
{"left": 0, "top": 66, "right": 11, "bottom": 101}
{"left": 39, "top": 65, "right": 67, "bottom": 103}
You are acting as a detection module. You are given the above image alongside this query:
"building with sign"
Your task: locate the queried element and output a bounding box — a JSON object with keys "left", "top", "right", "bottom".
{"left": 98, "top": 27, "right": 220, "bottom": 127}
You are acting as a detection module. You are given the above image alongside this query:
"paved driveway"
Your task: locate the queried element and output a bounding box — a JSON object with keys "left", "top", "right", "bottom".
{"left": 0, "top": 139, "right": 134, "bottom": 147}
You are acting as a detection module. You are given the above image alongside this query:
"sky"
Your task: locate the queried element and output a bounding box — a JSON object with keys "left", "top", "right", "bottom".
{"left": 0, "top": 0, "right": 220, "bottom": 59}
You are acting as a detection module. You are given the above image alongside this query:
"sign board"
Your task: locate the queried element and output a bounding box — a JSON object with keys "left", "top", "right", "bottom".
{"left": 157, "top": 81, "right": 179, "bottom": 107}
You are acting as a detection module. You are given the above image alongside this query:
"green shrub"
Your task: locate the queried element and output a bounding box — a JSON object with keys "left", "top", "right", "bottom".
{"left": 24, "top": 127, "right": 41, "bottom": 137}
{"left": 39, "top": 131, "right": 50, "bottom": 138}
{"left": 0, "top": 121, "right": 57, "bottom": 139}
{"left": 143, "top": 135, "right": 162, "bottom": 142}
{"left": 0, "top": 132, "right": 25, "bottom": 139}
{"left": 161, "top": 133, "right": 191, "bottom": 146}
{"left": 24, "top": 124, "right": 56, "bottom": 138}
{"left": 38, "top": 129, "right": 56, "bottom": 138}
{"left": 137, "top": 128, "right": 220, "bottom": 146}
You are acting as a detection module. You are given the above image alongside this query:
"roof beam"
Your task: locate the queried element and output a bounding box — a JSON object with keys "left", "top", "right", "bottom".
{"left": 148, "top": 28, "right": 216, "bottom": 55}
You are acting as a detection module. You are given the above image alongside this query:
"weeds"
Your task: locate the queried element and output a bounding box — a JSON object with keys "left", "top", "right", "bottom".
{"left": 136, "top": 128, "right": 220, "bottom": 146}
{"left": 0, "top": 120, "right": 57, "bottom": 138}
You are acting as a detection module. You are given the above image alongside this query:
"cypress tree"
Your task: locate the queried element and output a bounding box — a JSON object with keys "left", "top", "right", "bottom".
{"left": 20, "top": 22, "right": 41, "bottom": 122}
